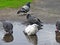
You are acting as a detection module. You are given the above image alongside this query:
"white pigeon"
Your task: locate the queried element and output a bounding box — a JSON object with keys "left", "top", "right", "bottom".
{"left": 24, "top": 24, "right": 39, "bottom": 35}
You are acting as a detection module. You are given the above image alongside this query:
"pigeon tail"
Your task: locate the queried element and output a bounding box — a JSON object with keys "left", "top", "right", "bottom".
{"left": 17, "top": 10, "right": 21, "bottom": 14}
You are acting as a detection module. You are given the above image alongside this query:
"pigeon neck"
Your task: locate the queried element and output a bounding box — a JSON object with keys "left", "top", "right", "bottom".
{"left": 27, "top": 14, "right": 31, "bottom": 19}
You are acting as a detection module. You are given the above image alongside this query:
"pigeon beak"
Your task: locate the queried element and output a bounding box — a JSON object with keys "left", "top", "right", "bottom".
{"left": 41, "top": 24, "right": 43, "bottom": 26}
{"left": 23, "top": 31, "right": 27, "bottom": 35}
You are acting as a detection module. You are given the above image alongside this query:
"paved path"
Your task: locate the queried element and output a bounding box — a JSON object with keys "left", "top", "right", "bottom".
{"left": 31, "top": 0, "right": 60, "bottom": 24}
{"left": 0, "top": 0, "right": 60, "bottom": 24}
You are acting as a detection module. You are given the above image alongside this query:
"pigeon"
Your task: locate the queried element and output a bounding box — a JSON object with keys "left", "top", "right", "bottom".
{"left": 17, "top": 2, "right": 31, "bottom": 14}
{"left": 26, "top": 14, "right": 43, "bottom": 30}
{"left": 2, "top": 21, "right": 13, "bottom": 34}
{"left": 23, "top": 24, "right": 39, "bottom": 36}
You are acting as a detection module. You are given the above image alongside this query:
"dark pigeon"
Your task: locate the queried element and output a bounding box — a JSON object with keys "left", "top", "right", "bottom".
{"left": 17, "top": 2, "right": 31, "bottom": 14}
{"left": 26, "top": 14, "right": 43, "bottom": 30}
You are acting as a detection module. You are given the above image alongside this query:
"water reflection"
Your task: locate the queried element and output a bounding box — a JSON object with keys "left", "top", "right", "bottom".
{"left": 3, "top": 33, "right": 14, "bottom": 43}
{"left": 24, "top": 33, "right": 38, "bottom": 45}
{"left": 0, "top": 21, "right": 59, "bottom": 45}
{"left": 55, "top": 31, "right": 60, "bottom": 43}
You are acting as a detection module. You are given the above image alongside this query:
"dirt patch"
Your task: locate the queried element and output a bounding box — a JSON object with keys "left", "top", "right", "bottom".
{"left": 0, "top": 0, "right": 60, "bottom": 24}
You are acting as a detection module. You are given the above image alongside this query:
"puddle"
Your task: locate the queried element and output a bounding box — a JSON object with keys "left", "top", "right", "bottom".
{"left": 0, "top": 21, "right": 60, "bottom": 45}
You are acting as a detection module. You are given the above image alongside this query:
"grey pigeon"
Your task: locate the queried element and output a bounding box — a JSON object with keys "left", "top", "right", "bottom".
{"left": 26, "top": 14, "right": 43, "bottom": 30}
{"left": 17, "top": 2, "right": 31, "bottom": 14}
{"left": 2, "top": 21, "right": 13, "bottom": 34}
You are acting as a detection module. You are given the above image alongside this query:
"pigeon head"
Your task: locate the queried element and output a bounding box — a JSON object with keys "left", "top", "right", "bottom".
{"left": 26, "top": 14, "right": 31, "bottom": 19}
{"left": 26, "top": 2, "right": 31, "bottom": 8}
{"left": 9, "top": 30, "right": 13, "bottom": 34}
{"left": 5, "top": 29, "right": 13, "bottom": 34}
{"left": 32, "top": 24, "right": 39, "bottom": 27}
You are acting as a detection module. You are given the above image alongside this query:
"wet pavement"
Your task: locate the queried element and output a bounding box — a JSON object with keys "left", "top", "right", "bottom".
{"left": 0, "top": 21, "right": 60, "bottom": 45}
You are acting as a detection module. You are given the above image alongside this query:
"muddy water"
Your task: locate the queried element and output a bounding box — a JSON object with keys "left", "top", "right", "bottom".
{"left": 0, "top": 21, "right": 60, "bottom": 45}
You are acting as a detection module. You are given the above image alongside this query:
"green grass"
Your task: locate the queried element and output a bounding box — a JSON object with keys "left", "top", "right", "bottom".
{"left": 0, "top": 0, "right": 32, "bottom": 9}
